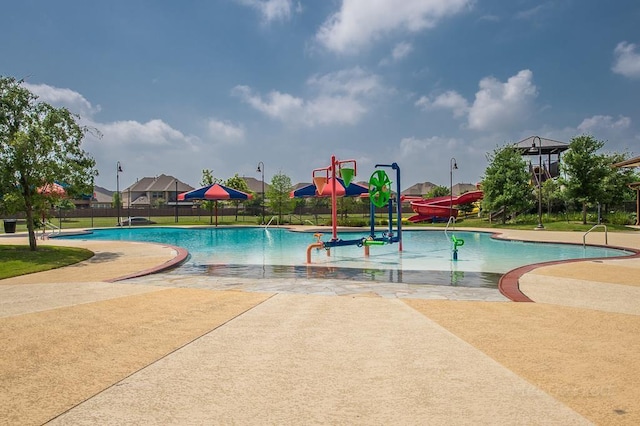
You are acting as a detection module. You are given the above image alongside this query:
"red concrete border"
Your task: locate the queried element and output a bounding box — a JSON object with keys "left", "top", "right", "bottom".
{"left": 107, "top": 244, "right": 190, "bottom": 283}
{"left": 498, "top": 245, "right": 640, "bottom": 302}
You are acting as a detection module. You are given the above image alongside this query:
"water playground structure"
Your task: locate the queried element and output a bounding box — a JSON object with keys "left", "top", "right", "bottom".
{"left": 298, "top": 156, "right": 403, "bottom": 264}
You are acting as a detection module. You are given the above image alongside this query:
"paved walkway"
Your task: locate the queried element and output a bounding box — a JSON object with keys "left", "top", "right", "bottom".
{"left": 1, "top": 227, "right": 639, "bottom": 425}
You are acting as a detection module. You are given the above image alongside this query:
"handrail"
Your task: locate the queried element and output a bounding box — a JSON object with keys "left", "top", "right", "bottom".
{"left": 444, "top": 216, "right": 456, "bottom": 239}
{"left": 583, "top": 224, "right": 607, "bottom": 248}
{"left": 40, "top": 221, "right": 61, "bottom": 239}
{"left": 265, "top": 215, "right": 279, "bottom": 229}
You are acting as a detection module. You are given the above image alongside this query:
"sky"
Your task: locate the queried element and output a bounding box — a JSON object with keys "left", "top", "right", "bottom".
{"left": 2, "top": 0, "right": 640, "bottom": 191}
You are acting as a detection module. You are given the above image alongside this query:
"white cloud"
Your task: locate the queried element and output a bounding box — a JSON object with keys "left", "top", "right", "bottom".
{"left": 22, "top": 82, "right": 100, "bottom": 118}
{"left": 577, "top": 115, "right": 631, "bottom": 133}
{"left": 612, "top": 41, "right": 640, "bottom": 79}
{"left": 236, "top": 0, "right": 295, "bottom": 23}
{"left": 415, "top": 91, "right": 469, "bottom": 118}
{"left": 316, "top": 0, "right": 472, "bottom": 54}
{"left": 207, "top": 118, "right": 245, "bottom": 144}
{"left": 467, "top": 69, "right": 538, "bottom": 131}
{"left": 232, "top": 85, "right": 304, "bottom": 119}
{"left": 415, "top": 70, "right": 537, "bottom": 132}
{"left": 392, "top": 42, "right": 413, "bottom": 61}
{"left": 232, "top": 67, "right": 383, "bottom": 126}
{"left": 399, "top": 135, "right": 460, "bottom": 157}
{"left": 99, "top": 119, "right": 198, "bottom": 149}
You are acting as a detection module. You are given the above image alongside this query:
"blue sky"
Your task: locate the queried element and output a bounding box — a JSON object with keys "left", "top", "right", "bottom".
{"left": 2, "top": 0, "right": 639, "bottom": 191}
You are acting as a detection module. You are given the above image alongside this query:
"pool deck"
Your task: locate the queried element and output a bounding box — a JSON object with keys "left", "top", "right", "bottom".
{"left": 1, "top": 226, "right": 639, "bottom": 425}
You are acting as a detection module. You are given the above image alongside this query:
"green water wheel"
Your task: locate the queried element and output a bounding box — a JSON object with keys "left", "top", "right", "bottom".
{"left": 369, "top": 170, "right": 391, "bottom": 208}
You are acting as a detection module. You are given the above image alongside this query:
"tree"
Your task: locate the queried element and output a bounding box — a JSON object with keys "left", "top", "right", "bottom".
{"left": 200, "top": 169, "right": 221, "bottom": 225}
{"left": 267, "top": 172, "right": 293, "bottom": 224}
{"left": 425, "top": 185, "right": 449, "bottom": 199}
{"left": 482, "top": 144, "right": 533, "bottom": 224}
{"left": 600, "top": 152, "right": 637, "bottom": 209}
{"left": 561, "top": 135, "right": 610, "bottom": 224}
{"left": 225, "top": 173, "right": 252, "bottom": 221}
{"left": 0, "top": 76, "right": 97, "bottom": 250}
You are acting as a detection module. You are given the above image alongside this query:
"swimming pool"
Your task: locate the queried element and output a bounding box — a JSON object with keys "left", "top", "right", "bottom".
{"left": 60, "top": 227, "right": 632, "bottom": 288}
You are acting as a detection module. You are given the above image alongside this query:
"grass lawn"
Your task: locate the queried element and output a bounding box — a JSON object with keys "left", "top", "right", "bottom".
{"left": 0, "top": 245, "right": 94, "bottom": 280}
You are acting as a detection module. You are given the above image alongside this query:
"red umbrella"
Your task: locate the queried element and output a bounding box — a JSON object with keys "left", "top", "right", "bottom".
{"left": 178, "top": 183, "right": 252, "bottom": 226}
{"left": 290, "top": 177, "right": 369, "bottom": 198}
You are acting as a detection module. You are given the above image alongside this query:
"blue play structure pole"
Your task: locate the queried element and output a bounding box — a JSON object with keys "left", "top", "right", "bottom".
{"left": 374, "top": 162, "right": 402, "bottom": 251}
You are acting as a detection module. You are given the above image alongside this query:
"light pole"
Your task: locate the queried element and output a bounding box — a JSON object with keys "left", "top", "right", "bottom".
{"left": 116, "top": 161, "right": 122, "bottom": 226}
{"left": 531, "top": 136, "right": 544, "bottom": 229}
{"left": 450, "top": 157, "right": 458, "bottom": 219}
{"left": 257, "top": 161, "right": 265, "bottom": 224}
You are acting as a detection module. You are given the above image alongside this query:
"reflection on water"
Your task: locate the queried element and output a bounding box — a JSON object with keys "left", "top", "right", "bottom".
{"left": 195, "top": 263, "right": 500, "bottom": 288}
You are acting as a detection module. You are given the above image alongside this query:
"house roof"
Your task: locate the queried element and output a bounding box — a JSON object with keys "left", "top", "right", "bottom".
{"left": 401, "top": 182, "right": 437, "bottom": 196}
{"left": 242, "top": 177, "right": 271, "bottom": 194}
{"left": 514, "top": 136, "right": 569, "bottom": 156}
{"left": 613, "top": 155, "right": 640, "bottom": 168}
{"left": 92, "top": 185, "right": 114, "bottom": 203}
{"left": 124, "top": 174, "right": 194, "bottom": 192}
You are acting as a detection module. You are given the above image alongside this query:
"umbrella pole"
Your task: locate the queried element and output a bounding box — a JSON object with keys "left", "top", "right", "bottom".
{"left": 215, "top": 201, "right": 218, "bottom": 227}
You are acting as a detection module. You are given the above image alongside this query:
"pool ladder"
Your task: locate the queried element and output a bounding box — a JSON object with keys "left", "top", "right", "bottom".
{"left": 582, "top": 224, "right": 607, "bottom": 248}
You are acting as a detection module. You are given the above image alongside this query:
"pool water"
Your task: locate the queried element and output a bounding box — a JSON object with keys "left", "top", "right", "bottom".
{"left": 60, "top": 227, "right": 632, "bottom": 288}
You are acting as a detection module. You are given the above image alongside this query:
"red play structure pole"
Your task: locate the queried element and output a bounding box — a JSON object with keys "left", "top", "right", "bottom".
{"left": 331, "top": 155, "right": 338, "bottom": 241}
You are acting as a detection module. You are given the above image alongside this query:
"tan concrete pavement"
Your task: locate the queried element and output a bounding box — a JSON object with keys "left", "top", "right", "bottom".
{"left": 1, "top": 227, "right": 639, "bottom": 425}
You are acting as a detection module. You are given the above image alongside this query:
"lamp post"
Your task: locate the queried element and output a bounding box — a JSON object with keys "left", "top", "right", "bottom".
{"left": 257, "top": 161, "right": 265, "bottom": 224}
{"left": 450, "top": 157, "right": 458, "bottom": 219}
{"left": 531, "top": 136, "right": 544, "bottom": 229}
{"left": 116, "top": 161, "right": 122, "bottom": 226}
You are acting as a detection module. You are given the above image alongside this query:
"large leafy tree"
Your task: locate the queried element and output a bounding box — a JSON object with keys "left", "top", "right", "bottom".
{"left": 482, "top": 144, "right": 533, "bottom": 224}
{"left": 561, "top": 135, "right": 610, "bottom": 224}
{"left": 225, "top": 173, "right": 252, "bottom": 221}
{"left": 0, "top": 76, "right": 97, "bottom": 250}
{"left": 267, "top": 171, "right": 293, "bottom": 224}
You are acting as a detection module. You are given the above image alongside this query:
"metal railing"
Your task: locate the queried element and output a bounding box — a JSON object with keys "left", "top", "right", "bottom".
{"left": 444, "top": 216, "right": 456, "bottom": 239}
{"left": 264, "top": 216, "right": 279, "bottom": 229}
{"left": 583, "top": 224, "right": 608, "bottom": 248}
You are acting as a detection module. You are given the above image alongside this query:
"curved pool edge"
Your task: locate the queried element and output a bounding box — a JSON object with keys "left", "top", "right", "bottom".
{"left": 492, "top": 230, "right": 640, "bottom": 302}
{"left": 106, "top": 243, "right": 190, "bottom": 283}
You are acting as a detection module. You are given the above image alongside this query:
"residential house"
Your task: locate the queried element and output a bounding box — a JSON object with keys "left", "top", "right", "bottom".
{"left": 122, "top": 174, "right": 194, "bottom": 208}
{"left": 91, "top": 186, "right": 115, "bottom": 209}
{"left": 401, "top": 181, "right": 438, "bottom": 197}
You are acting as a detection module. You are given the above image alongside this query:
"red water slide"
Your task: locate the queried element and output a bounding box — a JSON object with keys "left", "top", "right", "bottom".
{"left": 403, "top": 190, "right": 483, "bottom": 223}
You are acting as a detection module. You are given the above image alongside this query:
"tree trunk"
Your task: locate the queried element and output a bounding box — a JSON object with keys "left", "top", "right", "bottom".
{"left": 582, "top": 203, "right": 587, "bottom": 224}
{"left": 25, "top": 200, "right": 38, "bottom": 251}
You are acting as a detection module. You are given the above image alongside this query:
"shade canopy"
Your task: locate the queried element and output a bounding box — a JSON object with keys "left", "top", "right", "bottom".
{"left": 290, "top": 177, "right": 369, "bottom": 198}
{"left": 37, "top": 182, "right": 66, "bottom": 196}
{"left": 178, "top": 183, "right": 252, "bottom": 201}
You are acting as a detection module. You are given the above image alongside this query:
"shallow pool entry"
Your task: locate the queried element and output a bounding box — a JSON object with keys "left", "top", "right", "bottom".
{"left": 173, "top": 263, "right": 502, "bottom": 288}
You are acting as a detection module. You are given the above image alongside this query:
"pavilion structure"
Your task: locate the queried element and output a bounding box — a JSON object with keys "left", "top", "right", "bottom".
{"left": 613, "top": 155, "right": 640, "bottom": 226}
{"left": 514, "top": 136, "right": 569, "bottom": 184}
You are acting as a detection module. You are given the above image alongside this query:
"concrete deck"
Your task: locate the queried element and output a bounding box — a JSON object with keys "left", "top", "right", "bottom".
{"left": 1, "top": 227, "right": 639, "bottom": 425}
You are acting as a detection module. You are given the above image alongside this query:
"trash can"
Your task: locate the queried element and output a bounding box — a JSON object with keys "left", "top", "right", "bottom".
{"left": 3, "top": 219, "right": 17, "bottom": 233}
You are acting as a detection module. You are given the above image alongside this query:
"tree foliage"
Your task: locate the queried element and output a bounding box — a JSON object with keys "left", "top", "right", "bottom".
{"left": 225, "top": 173, "right": 252, "bottom": 221}
{"left": 561, "top": 135, "right": 611, "bottom": 224}
{"left": 0, "top": 76, "right": 97, "bottom": 250}
{"left": 425, "top": 185, "right": 449, "bottom": 199}
{"left": 267, "top": 171, "right": 293, "bottom": 224}
{"left": 482, "top": 144, "right": 533, "bottom": 223}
